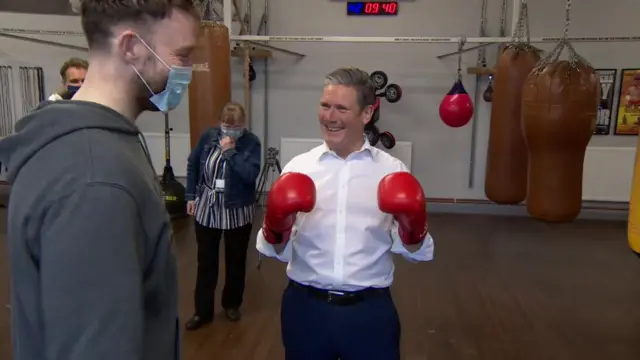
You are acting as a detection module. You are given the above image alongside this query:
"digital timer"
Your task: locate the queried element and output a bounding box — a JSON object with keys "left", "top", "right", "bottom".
{"left": 347, "top": 1, "right": 399, "bottom": 16}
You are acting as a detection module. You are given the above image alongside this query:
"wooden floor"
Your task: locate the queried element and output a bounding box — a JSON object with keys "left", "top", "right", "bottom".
{"left": 1, "top": 209, "right": 640, "bottom": 359}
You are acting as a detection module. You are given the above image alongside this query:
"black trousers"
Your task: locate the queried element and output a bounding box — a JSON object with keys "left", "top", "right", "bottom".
{"left": 193, "top": 221, "right": 252, "bottom": 320}
{"left": 280, "top": 282, "right": 401, "bottom": 360}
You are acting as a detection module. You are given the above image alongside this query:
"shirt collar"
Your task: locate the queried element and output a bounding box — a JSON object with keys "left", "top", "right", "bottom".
{"left": 315, "top": 135, "right": 377, "bottom": 162}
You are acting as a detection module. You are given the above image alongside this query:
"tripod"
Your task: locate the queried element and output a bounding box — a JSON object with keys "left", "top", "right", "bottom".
{"left": 255, "top": 147, "right": 282, "bottom": 270}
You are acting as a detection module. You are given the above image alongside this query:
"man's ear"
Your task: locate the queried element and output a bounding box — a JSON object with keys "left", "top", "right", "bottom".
{"left": 116, "top": 30, "right": 144, "bottom": 67}
{"left": 362, "top": 104, "right": 374, "bottom": 125}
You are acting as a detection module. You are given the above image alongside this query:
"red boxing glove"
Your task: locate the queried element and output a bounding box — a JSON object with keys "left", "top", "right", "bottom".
{"left": 378, "top": 172, "right": 428, "bottom": 245}
{"left": 262, "top": 172, "right": 316, "bottom": 244}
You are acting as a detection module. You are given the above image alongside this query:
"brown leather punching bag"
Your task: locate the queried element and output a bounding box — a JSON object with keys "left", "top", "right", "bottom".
{"left": 188, "top": 22, "right": 232, "bottom": 149}
{"left": 521, "top": 60, "right": 600, "bottom": 222}
{"left": 485, "top": 45, "right": 540, "bottom": 204}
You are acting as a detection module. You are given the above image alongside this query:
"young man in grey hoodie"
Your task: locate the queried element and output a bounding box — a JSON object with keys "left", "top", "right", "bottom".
{"left": 0, "top": 1, "right": 200, "bottom": 359}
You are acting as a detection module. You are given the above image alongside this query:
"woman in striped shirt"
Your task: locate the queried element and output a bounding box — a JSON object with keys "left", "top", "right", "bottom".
{"left": 184, "top": 102, "right": 262, "bottom": 331}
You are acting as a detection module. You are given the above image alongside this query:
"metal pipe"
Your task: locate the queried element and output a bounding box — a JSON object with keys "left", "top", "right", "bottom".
{"left": 244, "top": 40, "right": 305, "bottom": 58}
{"left": 1, "top": 28, "right": 638, "bottom": 45}
{"left": 466, "top": 0, "right": 489, "bottom": 189}
{"left": 468, "top": 73, "right": 481, "bottom": 189}
{"left": 223, "top": 0, "right": 232, "bottom": 33}
{"left": 230, "top": 35, "right": 640, "bottom": 44}
{"left": 436, "top": 43, "right": 497, "bottom": 59}
{"left": 0, "top": 32, "right": 87, "bottom": 52}
{"left": 262, "top": 0, "right": 270, "bottom": 169}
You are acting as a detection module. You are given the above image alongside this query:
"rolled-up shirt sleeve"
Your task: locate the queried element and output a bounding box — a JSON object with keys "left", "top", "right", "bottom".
{"left": 389, "top": 222, "right": 434, "bottom": 262}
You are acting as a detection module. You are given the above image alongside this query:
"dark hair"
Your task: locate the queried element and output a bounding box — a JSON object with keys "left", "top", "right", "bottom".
{"left": 324, "top": 67, "right": 377, "bottom": 110}
{"left": 59, "top": 57, "right": 89, "bottom": 81}
{"left": 80, "top": 0, "right": 200, "bottom": 50}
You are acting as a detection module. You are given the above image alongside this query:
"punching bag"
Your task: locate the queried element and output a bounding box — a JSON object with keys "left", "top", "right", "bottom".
{"left": 485, "top": 45, "right": 540, "bottom": 204}
{"left": 522, "top": 60, "right": 599, "bottom": 222}
{"left": 628, "top": 134, "right": 640, "bottom": 255}
{"left": 439, "top": 80, "right": 474, "bottom": 128}
{"left": 188, "top": 22, "right": 232, "bottom": 149}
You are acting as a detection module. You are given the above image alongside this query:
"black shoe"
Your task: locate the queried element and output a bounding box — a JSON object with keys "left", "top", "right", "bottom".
{"left": 185, "top": 315, "right": 212, "bottom": 331}
{"left": 224, "top": 308, "right": 241, "bottom": 322}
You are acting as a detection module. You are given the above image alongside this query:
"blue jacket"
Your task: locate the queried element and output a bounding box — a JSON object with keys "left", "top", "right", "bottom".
{"left": 186, "top": 127, "right": 261, "bottom": 208}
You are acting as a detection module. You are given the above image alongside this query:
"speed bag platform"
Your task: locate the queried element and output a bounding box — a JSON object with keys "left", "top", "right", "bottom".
{"left": 160, "top": 165, "right": 187, "bottom": 219}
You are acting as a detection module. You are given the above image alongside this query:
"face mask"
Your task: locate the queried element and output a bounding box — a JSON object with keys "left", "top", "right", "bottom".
{"left": 132, "top": 36, "right": 192, "bottom": 113}
{"left": 66, "top": 84, "right": 81, "bottom": 93}
{"left": 221, "top": 126, "right": 244, "bottom": 140}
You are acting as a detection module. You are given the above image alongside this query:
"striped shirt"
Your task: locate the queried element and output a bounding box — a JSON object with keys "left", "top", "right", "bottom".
{"left": 194, "top": 145, "right": 254, "bottom": 230}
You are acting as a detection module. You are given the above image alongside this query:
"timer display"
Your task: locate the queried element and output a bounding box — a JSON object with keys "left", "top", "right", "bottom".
{"left": 347, "top": 1, "right": 399, "bottom": 16}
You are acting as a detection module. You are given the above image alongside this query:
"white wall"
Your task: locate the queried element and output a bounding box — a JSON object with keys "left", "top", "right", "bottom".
{"left": 0, "top": 12, "right": 247, "bottom": 134}
{"left": 258, "top": 0, "right": 640, "bottom": 201}
{"left": 1, "top": 0, "right": 639, "bottom": 202}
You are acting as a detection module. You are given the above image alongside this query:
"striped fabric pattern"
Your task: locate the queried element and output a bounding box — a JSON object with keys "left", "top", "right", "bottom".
{"left": 194, "top": 145, "right": 254, "bottom": 230}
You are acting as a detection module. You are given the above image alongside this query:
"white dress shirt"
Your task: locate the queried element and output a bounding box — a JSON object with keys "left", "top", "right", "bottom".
{"left": 257, "top": 140, "right": 434, "bottom": 291}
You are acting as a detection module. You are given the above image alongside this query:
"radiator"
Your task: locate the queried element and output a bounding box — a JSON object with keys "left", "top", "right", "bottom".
{"left": 582, "top": 146, "right": 636, "bottom": 202}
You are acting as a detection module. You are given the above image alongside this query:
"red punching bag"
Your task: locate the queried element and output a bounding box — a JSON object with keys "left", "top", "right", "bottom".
{"left": 439, "top": 79, "right": 474, "bottom": 128}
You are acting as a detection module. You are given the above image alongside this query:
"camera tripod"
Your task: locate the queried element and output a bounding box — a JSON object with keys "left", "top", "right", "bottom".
{"left": 255, "top": 147, "right": 282, "bottom": 270}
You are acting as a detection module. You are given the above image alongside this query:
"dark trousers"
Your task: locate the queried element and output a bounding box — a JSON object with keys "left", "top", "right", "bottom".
{"left": 193, "top": 221, "right": 252, "bottom": 320}
{"left": 280, "top": 281, "right": 401, "bottom": 360}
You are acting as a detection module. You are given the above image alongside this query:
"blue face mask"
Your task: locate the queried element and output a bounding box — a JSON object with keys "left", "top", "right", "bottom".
{"left": 147, "top": 67, "right": 192, "bottom": 112}
{"left": 221, "top": 126, "right": 245, "bottom": 140}
{"left": 132, "top": 36, "right": 192, "bottom": 113}
{"left": 66, "top": 84, "right": 81, "bottom": 93}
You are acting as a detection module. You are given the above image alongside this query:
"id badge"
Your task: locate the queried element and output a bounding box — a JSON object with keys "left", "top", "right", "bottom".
{"left": 215, "top": 179, "right": 225, "bottom": 191}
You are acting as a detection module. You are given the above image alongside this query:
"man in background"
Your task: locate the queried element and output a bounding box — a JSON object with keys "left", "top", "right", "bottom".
{"left": 47, "top": 57, "right": 88, "bottom": 101}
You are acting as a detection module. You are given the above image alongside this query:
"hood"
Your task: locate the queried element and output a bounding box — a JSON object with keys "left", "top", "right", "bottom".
{"left": 0, "top": 100, "right": 141, "bottom": 183}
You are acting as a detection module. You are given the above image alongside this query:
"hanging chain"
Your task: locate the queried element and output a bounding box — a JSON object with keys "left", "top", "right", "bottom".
{"left": 562, "top": 0, "right": 572, "bottom": 41}
{"left": 499, "top": 0, "right": 507, "bottom": 37}
{"left": 477, "top": 0, "right": 488, "bottom": 67}
{"left": 196, "top": 0, "right": 221, "bottom": 22}
{"left": 535, "top": 0, "right": 592, "bottom": 73}
{"left": 509, "top": 0, "right": 533, "bottom": 50}
{"left": 457, "top": 37, "right": 466, "bottom": 80}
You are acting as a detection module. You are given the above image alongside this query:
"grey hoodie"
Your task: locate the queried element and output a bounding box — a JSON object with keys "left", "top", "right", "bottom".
{"left": 0, "top": 100, "right": 180, "bottom": 360}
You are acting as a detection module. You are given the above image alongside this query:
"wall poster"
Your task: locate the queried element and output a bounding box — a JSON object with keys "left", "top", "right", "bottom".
{"left": 614, "top": 68, "right": 640, "bottom": 135}
{"left": 595, "top": 69, "right": 617, "bottom": 135}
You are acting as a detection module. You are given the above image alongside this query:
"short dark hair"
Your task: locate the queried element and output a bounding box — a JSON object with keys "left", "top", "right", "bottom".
{"left": 324, "top": 67, "right": 377, "bottom": 110}
{"left": 80, "top": 0, "right": 200, "bottom": 50}
{"left": 59, "top": 57, "right": 89, "bottom": 81}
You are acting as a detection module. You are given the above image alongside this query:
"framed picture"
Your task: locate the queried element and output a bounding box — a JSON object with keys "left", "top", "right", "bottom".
{"left": 594, "top": 69, "right": 617, "bottom": 135}
{"left": 614, "top": 68, "right": 640, "bottom": 135}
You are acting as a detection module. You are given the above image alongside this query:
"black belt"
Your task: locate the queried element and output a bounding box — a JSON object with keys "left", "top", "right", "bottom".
{"left": 289, "top": 281, "right": 390, "bottom": 306}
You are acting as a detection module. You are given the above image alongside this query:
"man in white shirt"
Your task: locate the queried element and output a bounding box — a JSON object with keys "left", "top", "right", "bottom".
{"left": 256, "top": 67, "right": 434, "bottom": 360}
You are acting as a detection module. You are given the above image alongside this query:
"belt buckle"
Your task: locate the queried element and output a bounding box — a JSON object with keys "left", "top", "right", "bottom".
{"left": 327, "top": 290, "right": 345, "bottom": 302}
